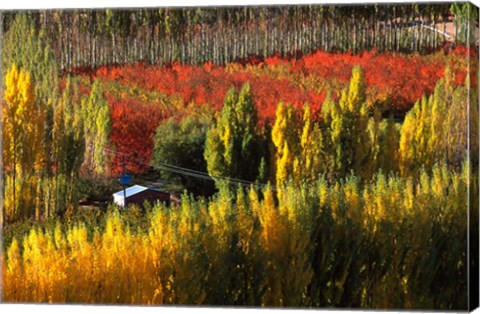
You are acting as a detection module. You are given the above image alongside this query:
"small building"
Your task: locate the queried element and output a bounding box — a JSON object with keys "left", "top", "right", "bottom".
{"left": 113, "top": 185, "right": 172, "bottom": 208}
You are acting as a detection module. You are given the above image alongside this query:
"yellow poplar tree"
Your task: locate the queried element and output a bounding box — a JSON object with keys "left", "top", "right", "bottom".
{"left": 347, "top": 65, "right": 366, "bottom": 112}
{"left": 399, "top": 102, "right": 419, "bottom": 177}
{"left": 416, "top": 95, "right": 431, "bottom": 167}
{"left": 299, "top": 104, "right": 323, "bottom": 183}
{"left": 446, "top": 79, "right": 469, "bottom": 169}
{"left": 429, "top": 82, "right": 447, "bottom": 164}
{"left": 399, "top": 69, "right": 467, "bottom": 178}
{"left": 272, "top": 103, "right": 299, "bottom": 188}
{"left": 329, "top": 66, "right": 372, "bottom": 179}
{"left": 276, "top": 143, "right": 293, "bottom": 188}
{"left": 3, "top": 64, "right": 42, "bottom": 221}
{"left": 318, "top": 92, "right": 336, "bottom": 175}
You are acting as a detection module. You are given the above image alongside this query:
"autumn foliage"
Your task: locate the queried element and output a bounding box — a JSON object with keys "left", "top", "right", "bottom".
{"left": 2, "top": 2, "right": 479, "bottom": 309}
{"left": 82, "top": 47, "right": 473, "bottom": 174}
{"left": 93, "top": 47, "right": 472, "bottom": 112}
{"left": 108, "top": 97, "right": 165, "bottom": 173}
{"left": 2, "top": 39, "right": 477, "bottom": 311}
{"left": 2, "top": 166, "right": 472, "bottom": 308}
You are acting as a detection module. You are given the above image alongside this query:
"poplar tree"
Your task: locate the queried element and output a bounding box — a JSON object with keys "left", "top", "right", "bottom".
{"left": 318, "top": 93, "right": 336, "bottom": 179}
{"left": 94, "top": 105, "right": 112, "bottom": 176}
{"left": 347, "top": 65, "right": 366, "bottom": 111}
{"left": 3, "top": 13, "right": 60, "bottom": 221}
{"left": 450, "top": 3, "right": 477, "bottom": 44}
{"left": 205, "top": 88, "right": 238, "bottom": 181}
{"left": 235, "top": 83, "right": 261, "bottom": 181}
{"left": 50, "top": 89, "right": 66, "bottom": 218}
{"left": 416, "top": 95, "right": 432, "bottom": 168}
{"left": 205, "top": 126, "right": 228, "bottom": 179}
{"left": 62, "top": 78, "right": 85, "bottom": 179}
{"left": 82, "top": 79, "right": 111, "bottom": 177}
{"left": 204, "top": 83, "right": 262, "bottom": 184}
{"left": 399, "top": 100, "right": 420, "bottom": 177}
{"left": 377, "top": 116, "right": 399, "bottom": 176}
{"left": 49, "top": 77, "right": 85, "bottom": 217}
{"left": 429, "top": 81, "right": 447, "bottom": 164}
{"left": 271, "top": 102, "right": 299, "bottom": 187}
{"left": 3, "top": 64, "right": 41, "bottom": 221}
{"left": 399, "top": 71, "right": 468, "bottom": 178}
{"left": 446, "top": 77, "right": 469, "bottom": 170}
{"left": 299, "top": 104, "right": 323, "bottom": 183}
{"left": 329, "top": 66, "right": 373, "bottom": 180}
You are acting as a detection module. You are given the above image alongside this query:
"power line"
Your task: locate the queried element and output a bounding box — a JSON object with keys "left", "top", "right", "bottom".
{"left": 156, "top": 164, "right": 275, "bottom": 191}
{"left": 87, "top": 144, "right": 276, "bottom": 191}
{"left": 156, "top": 162, "right": 274, "bottom": 189}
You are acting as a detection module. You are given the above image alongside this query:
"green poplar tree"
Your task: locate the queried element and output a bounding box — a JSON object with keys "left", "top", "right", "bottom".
{"left": 204, "top": 83, "right": 262, "bottom": 185}
{"left": 329, "top": 66, "right": 374, "bottom": 180}
{"left": 82, "top": 79, "right": 111, "bottom": 177}
{"left": 377, "top": 115, "right": 399, "bottom": 176}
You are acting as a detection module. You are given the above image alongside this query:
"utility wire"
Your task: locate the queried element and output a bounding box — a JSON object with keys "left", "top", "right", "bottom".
{"left": 87, "top": 144, "right": 276, "bottom": 191}
{"left": 156, "top": 162, "right": 274, "bottom": 189}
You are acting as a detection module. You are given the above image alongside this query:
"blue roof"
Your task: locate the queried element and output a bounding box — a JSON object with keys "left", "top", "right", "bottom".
{"left": 113, "top": 185, "right": 148, "bottom": 198}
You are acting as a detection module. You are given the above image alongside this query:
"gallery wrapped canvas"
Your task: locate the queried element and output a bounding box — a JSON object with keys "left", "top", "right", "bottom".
{"left": 0, "top": 1, "right": 479, "bottom": 311}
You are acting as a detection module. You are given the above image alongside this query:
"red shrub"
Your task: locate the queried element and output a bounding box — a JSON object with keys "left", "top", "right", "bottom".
{"left": 108, "top": 97, "right": 164, "bottom": 174}
{"left": 84, "top": 48, "right": 474, "bottom": 174}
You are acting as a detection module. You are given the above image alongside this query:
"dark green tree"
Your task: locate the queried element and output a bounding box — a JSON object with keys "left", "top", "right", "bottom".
{"left": 152, "top": 114, "right": 215, "bottom": 196}
{"left": 204, "top": 83, "right": 264, "bottom": 185}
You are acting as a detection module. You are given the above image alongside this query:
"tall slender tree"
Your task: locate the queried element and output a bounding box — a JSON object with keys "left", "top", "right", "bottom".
{"left": 205, "top": 83, "right": 262, "bottom": 184}
{"left": 272, "top": 102, "right": 299, "bottom": 187}
{"left": 82, "top": 79, "right": 111, "bottom": 177}
{"left": 3, "top": 65, "right": 41, "bottom": 221}
{"left": 329, "top": 66, "right": 373, "bottom": 180}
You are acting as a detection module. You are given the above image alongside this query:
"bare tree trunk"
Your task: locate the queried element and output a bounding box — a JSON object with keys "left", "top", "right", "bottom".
{"left": 68, "top": 13, "right": 73, "bottom": 68}
{"left": 264, "top": 17, "right": 268, "bottom": 57}
{"left": 374, "top": 5, "right": 378, "bottom": 49}
{"left": 393, "top": 6, "right": 398, "bottom": 50}
{"left": 353, "top": 9, "right": 357, "bottom": 53}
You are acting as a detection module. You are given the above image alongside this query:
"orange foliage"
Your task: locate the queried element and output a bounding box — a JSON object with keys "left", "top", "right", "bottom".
{"left": 77, "top": 47, "right": 473, "bottom": 174}
{"left": 108, "top": 96, "right": 165, "bottom": 174}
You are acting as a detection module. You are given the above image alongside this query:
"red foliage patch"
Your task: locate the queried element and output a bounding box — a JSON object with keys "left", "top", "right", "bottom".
{"left": 108, "top": 96, "right": 164, "bottom": 174}
{"left": 81, "top": 47, "right": 474, "bottom": 174}
{"left": 95, "top": 60, "right": 326, "bottom": 123}
{"left": 295, "top": 50, "right": 446, "bottom": 109}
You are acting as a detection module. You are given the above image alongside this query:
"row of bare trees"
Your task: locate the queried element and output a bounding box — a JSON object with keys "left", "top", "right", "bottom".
{"left": 3, "top": 3, "right": 476, "bottom": 69}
